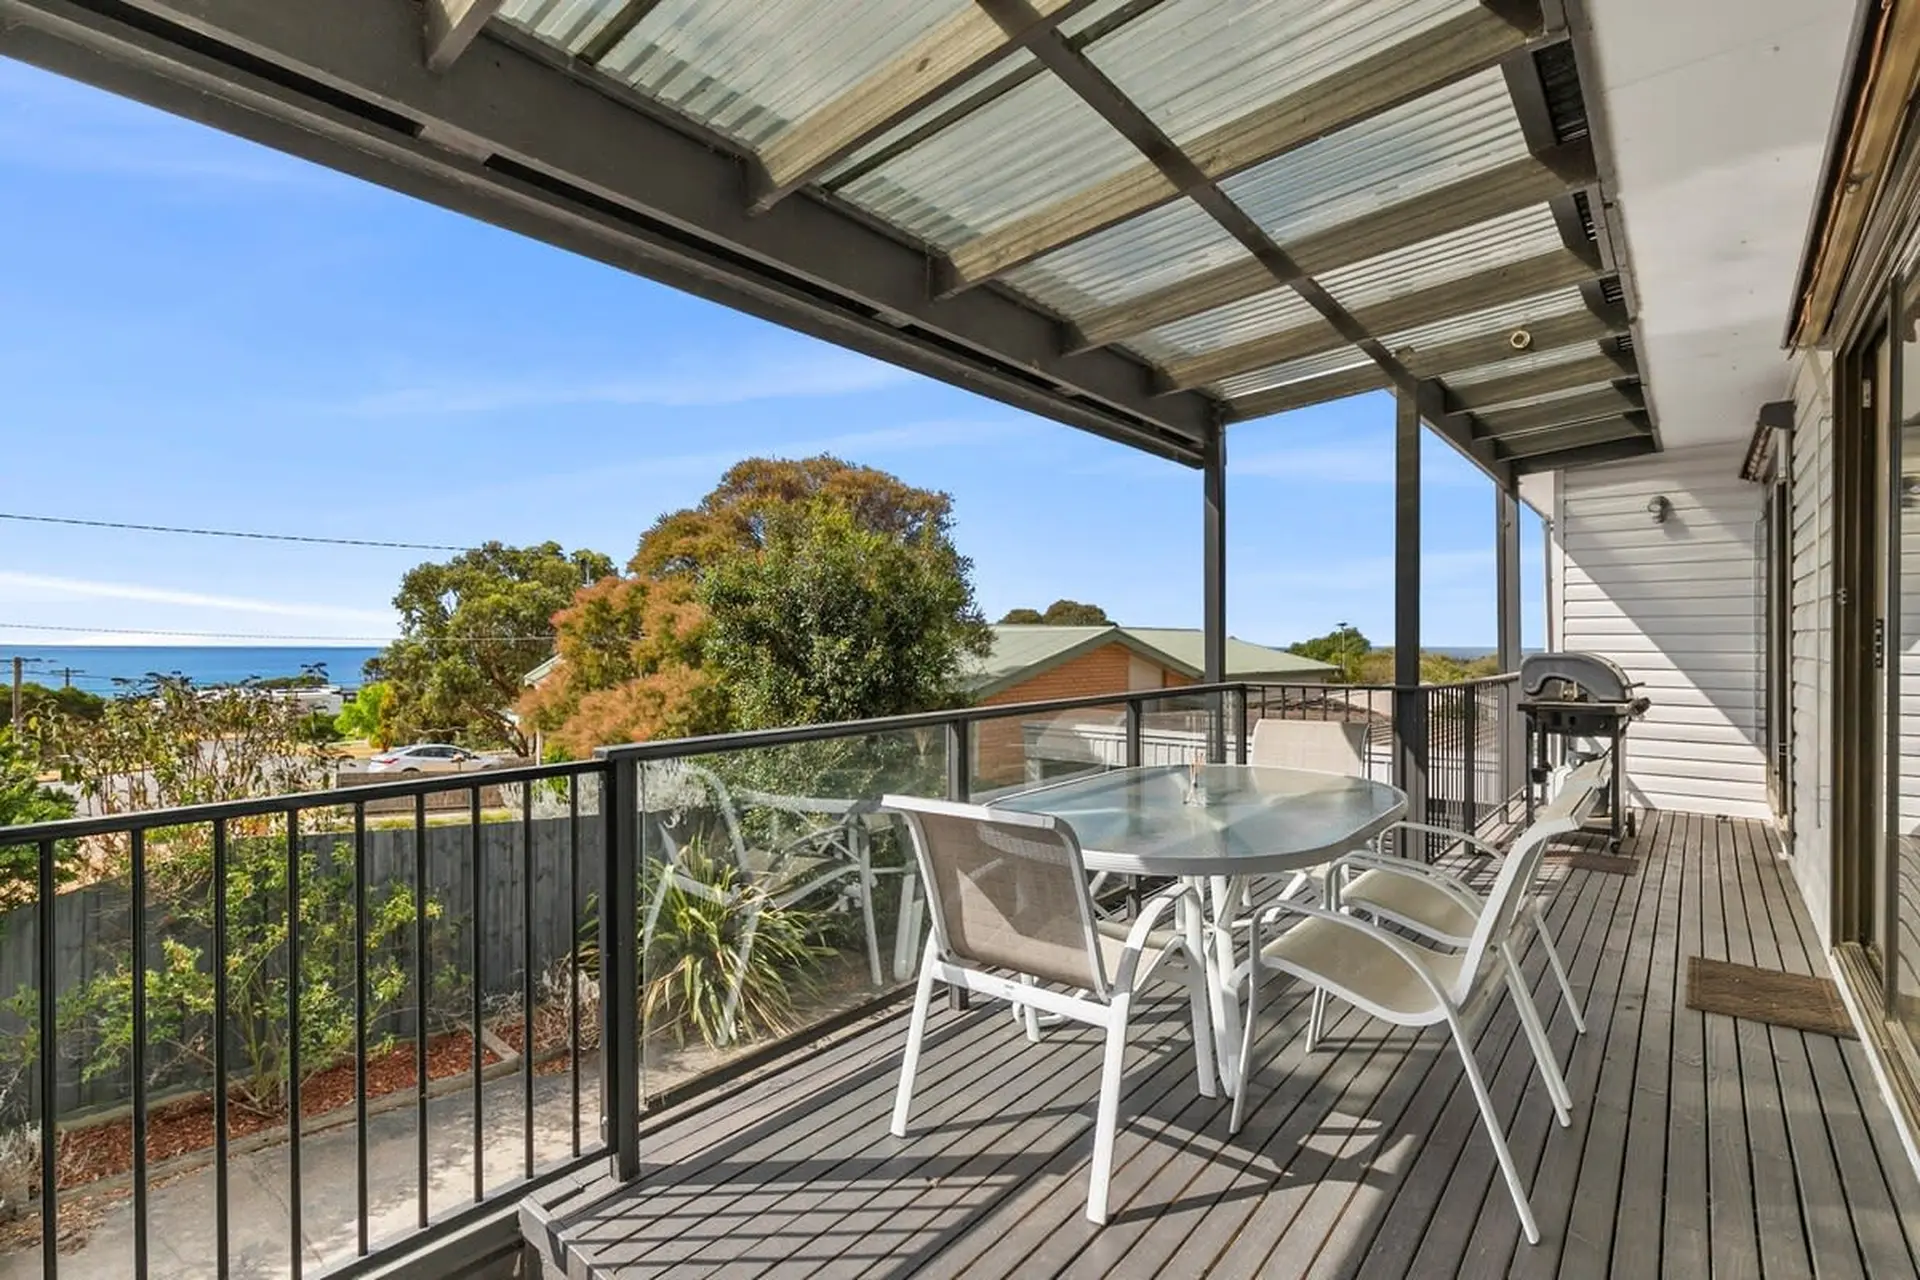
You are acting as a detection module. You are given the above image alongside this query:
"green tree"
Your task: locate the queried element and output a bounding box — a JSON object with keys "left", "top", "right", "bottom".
{"left": 997, "top": 600, "right": 1111, "bottom": 625}
{"left": 37, "top": 675, "right": 337, "bottom": 815}
{"left": 1289, "top": 624, "right": 1371, "bottom": 683}
{"left": 376, "top": 541, "right": 614, "bottom": 753}
{"left": 527, "top": 457, "right": 988, "bottom": 748}
{"left": 8, "top": 682, "right": 106, "bottom": 723}
{"left": 0, "top": 730, "right": 77, "bottom": 907}
{"left": 702, "top": 501, "right": 991, "bottom": 729}
{"left": 333, "top": 681, "right": 389, "bottom": 745}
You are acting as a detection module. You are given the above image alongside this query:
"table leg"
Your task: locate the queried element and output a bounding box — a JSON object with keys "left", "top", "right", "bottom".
{"left": 1196, "top": 874, "right": 1243, "bottom": 1097}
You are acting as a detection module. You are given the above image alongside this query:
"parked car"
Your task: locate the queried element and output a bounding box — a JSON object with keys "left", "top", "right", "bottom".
{"left": 364, "top": 743, "right": 495, "bottom": 773}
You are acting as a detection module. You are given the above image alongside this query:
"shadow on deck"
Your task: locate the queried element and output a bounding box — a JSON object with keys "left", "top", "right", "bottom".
{"left": 526, "top": 812, "right": 1920, "bottom": 1279}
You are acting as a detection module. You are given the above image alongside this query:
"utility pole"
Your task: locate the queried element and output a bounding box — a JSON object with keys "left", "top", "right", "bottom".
{"left": 10, "top": 656, "right": 21, "bottom": 735}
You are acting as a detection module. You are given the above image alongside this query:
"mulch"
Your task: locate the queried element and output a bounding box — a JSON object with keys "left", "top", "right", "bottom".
{"left": 55, "top": 1028, "right": 503, "bottom": 1191}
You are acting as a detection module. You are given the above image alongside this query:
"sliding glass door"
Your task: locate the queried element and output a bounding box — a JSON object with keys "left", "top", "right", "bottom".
{"left": 1890, "top": 279, "right": 1920, "bottom": 1048}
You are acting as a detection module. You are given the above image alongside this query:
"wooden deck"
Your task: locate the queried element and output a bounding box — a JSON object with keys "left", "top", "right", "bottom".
{"left": 527, "top": 812, "right": 1920, "bottom": 1279}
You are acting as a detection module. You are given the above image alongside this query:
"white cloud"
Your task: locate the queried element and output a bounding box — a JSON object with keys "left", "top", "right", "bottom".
{"left": 0, "top": 571, "right": 395, "bottom": 628}
{"left": 345, "top": 348, "right": 916, "bottom": 416}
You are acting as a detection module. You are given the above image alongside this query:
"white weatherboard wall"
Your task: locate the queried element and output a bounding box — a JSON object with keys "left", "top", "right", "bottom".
{"left": 1789, "top": 347, "right": 1835, "bottom": 947}
{"left": 1557, "top": 442, "right": 1768, "bottom": 819}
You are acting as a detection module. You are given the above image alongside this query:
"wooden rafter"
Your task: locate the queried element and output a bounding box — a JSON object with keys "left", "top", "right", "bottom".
{"left": 424, "top": 0, "right": 504, "bottom": 71}
{"left": 1401, "top": 308, "right": 1626, "bottom": 379}
{"left": 1494, "top": 413, "right": 1651, "bottom": 459}
{"left": 941, "top": 0, "right": 1544, "bottom": 292}
{"left": 1446, "top": 350, "right": 1636, "bottom": 412}
{"left": 751, "top": 0, "right": 1103, "bottom": 212}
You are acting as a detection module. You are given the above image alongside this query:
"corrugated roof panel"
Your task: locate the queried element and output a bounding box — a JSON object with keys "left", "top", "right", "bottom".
{"left": 819, "top": 50, "right": 1042, "bottom": 189}
{"left": 1316, "top": 205, "right": 1565, "bottom": 312}
{"left": 1086, "top": 0, "right": 1476, "bottom": 146}
{"left": 1221, "top": 70, "right": 1526, "bottom": 246}
{"left": 1128, "top": 286, "right": 1325, "bottom": 363}
{"left": 499, "top": 0, "right": 631, "bottom": 54}
{"left": 1382, "top": 287, "right": 1590, "bottom": 354}
{"left": 1445, "top": 341, "right": 1605, "bottom": 386}
{"left": 1211, "top": 348, "right": 1373, "bottom": 399}
{"left": 834, "top": 72, "right": 1143, "bottom": 251}
{"left": 1000, "top": 199, "right": 1246, "bottom": 316}
{"left": 593, "top": 0, "right": 972, "bottom": 152}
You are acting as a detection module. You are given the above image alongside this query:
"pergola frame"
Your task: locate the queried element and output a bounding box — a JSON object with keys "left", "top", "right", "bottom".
{"left": 0, "top": 0, "right": 1611, "bottom": 719}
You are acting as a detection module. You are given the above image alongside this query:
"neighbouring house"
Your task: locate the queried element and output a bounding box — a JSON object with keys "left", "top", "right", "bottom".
{"left": 965, "top": 625, "right": 1334, "bottom": 789}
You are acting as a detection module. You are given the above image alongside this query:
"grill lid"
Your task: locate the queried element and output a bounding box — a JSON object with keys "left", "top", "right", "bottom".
{"left": 1520, "top": 651, "right": 1637, "bottom": 702}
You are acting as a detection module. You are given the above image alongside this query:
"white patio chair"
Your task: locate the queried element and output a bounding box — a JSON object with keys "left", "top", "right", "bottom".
{"left": 881, "top": 794, "right": 1217, "bottom": 1225}
{"left": 1231, "top": 811, "right": 1585, "bottom": 1245}
{"left": 1248, "top": 717, "right": 1369, "bottom": 775}
{"left": 1332, "top": 755, "right": 1612, "bottom": 1047}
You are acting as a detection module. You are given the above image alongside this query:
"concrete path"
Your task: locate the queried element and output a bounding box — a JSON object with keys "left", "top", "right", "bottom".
{"left": 1, "top": 1063, "right": 601, "bottom": 1278}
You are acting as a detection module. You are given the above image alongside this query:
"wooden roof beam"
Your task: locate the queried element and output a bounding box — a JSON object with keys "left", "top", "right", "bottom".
{"left": 1401, "top": 306, "right": 1626, "bottom": 379}
{"left": 1221, "top": 365, "right": 1390, "bottom": 421}
{"left": 749, "top": 0, "right": 1105, "bottom": 213}
{"left": 424, "top": 0, "right": 504, "bottom": 71}
{"left": 1065, "top": 140, "right": 1594, "bottom": 351}
{"left": 1160, "top": 249, "right": 1598, "bottom": 391}
{"left": 938, "top": 0, "right": 1545, "bottom": 294}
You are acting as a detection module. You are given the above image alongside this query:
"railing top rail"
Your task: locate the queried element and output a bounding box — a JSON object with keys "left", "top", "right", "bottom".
{"left": 594, "top": 681, "right": 1255, "bottom": 762}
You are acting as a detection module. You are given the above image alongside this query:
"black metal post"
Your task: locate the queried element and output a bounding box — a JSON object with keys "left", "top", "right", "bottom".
{"left": 1203, "top": 419, "right": 1227, "bottom": 762}
{"left": 130, "top": 827, "right": 148, "bottom": 1280}
{"left": 1463, "top": 687, "right": 1479, "bottom": 835}
{"left": 286, "top": 810, "right": 302, "bottom": 1280}
{"left": 1124, "top": 699, "right": 1143, "bottom": 768}
{"left": 37, "top": 838, "right": 56, "bottom": 1280}
{"left": 521, "top": 779, "right": 536, "bottom": 1179}
{"left": 601, "top": 757, "right": 642, "bottom": 1182}
{"left": 412, "top": 794, "right": 429, "bottom": 1229}
{"left": 1496, "top": 484, "right": 1525, "bottom": 810}
{"left": 213, "top": 819, "right": 231, "bottom": 1278}
{"left": 1394, "top": 390, "right": 1428, "bottom": 847}
{"left": 469, "top": 786, "right": 483, "bottom": 1203}
{"left": 945, "top": 720, "right": 971, "bottom": 802}
{"left": 353, "top": 802, "right": 368, "bottom": 1258}
{"left": 568, "top": 779, "right": 582, "bottom": 1158}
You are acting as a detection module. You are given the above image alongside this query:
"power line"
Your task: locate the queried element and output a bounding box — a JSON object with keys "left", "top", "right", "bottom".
{"left": 0, "top": 511, "right": 468, "bottom": 552}
{"left": 0, "top": 622, "right": 566, "bottom": 643}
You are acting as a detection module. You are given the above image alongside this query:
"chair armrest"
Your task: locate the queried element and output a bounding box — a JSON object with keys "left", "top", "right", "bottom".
{"left": 1333, "top": 851, "right": 1485, "bottom": 917}
{"left": 1109, "top": 884, "right": 1201, "bottom": 992}
{"left": 1375, "top": 820, "right": 1501, "bottom": 859}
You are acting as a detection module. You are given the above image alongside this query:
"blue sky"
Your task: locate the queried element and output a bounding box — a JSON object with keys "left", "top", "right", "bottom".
{"left": 0, "top": 58, "right": 1543, "bottom": 652}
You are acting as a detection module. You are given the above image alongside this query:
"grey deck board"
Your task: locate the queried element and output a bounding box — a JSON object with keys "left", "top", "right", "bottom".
{"left": 536, "top": 812, "right": 1920, "bottom": 1280}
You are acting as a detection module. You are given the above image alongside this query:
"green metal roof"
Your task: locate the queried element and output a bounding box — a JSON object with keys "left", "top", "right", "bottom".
{"left": 961, "top": 624, "right": 1332, "bottom": 697}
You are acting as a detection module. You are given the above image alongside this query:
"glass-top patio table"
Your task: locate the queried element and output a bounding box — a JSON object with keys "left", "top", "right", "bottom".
{"left": 993, "top": 763, "right": 1408, "bottom": 1092}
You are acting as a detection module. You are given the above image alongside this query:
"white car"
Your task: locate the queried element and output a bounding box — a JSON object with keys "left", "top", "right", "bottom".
{"left": 364, "top": 743, "right": 493, "bottom": 774}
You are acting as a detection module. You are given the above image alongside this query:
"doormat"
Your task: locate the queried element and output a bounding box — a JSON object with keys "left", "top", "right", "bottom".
{"left": 1686, "top": 956, "right": 1857, "bottom": 1039}
{"left": 1544, "top": 848, "right": 1639, "bottom": 875}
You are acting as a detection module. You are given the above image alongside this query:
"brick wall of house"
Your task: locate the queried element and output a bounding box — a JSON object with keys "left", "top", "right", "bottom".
{"left": 974, "top": 643, "right": 1170, "bottom": 790}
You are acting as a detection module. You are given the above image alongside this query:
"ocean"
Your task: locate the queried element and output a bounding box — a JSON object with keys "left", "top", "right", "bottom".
{"left": 2, "top": 646, "right": 385, "bottom": 695}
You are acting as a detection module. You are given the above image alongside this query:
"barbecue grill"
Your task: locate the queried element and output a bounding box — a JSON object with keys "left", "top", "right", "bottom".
{"left": 1519, "top": 652, "right": 1650, "bottom": 851}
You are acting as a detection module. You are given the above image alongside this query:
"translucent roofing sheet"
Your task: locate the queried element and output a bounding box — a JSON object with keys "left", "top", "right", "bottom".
{"left": 1461, "top": 378, "right": 1626, "bottom": 415}
{"left": 1128, "top": 286, "right": 1324, "bottom": 364}
{"left": 819, "top": 50, "right": 1041, "bottom": 189}
{"left": 999, "top": 199, "right": 1246, "bottom": 316}
{"left": 592, "top": 0, "right": 972, "bottom": 152}
{"left": 499, "top": 0, "right": 628, "bottom": 54}
{"left": 833, "top": 70, "right": 1143, "bottom": 251}
{"left": 1086, "top": 0, "right": 1475, "bottom": 148}
{"left": 1221, "top": 70, "right": 1526, "bottom": 247}
{"left": 1317, "top": 205, "right": 1565, "bottom": 313}
{"left": 1213, "top": 348, "right": 1373, "bottom": 399}
{"left": 1445, "top": 340, "right": 1606, "bottom": 387}
{"left": 1382, "top": 287, "right": 1589, "bottom": 354}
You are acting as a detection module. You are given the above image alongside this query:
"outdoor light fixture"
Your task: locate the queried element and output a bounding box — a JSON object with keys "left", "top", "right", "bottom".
{"left": 1508, "top": 328, "right": 1533, "bottom": 350}
{"left": 1647, "top": 495, "right": 1672, "bottom": 523}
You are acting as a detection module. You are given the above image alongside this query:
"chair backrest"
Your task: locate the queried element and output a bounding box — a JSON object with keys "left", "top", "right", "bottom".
{"left": 881, "top": 794, "right": 1110, "bottom": 996}
{"left": 1455, "top": 813, "right": 1582, "bottom": 998}
{"left": 1249, "top": 718, "right": 1369, "bottom": 775}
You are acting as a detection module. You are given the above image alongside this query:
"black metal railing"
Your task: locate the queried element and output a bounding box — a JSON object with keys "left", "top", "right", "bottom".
{"left": 0, "top": 675, "right": 1520, "bottom": 1277}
